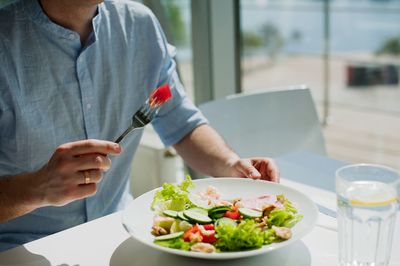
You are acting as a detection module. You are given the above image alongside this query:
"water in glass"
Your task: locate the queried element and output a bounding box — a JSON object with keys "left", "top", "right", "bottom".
{"left": 337, "top": 179, "right": 398, "bottom": 266}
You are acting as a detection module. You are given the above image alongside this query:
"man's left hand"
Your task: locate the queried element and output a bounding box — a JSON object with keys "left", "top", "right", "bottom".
{"left": 230, "top": 157, "right": 280, "bottom": 182}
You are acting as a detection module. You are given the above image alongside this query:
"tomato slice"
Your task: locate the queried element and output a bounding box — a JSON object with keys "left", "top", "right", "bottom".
{"left": 203, "top": 224, "right": 214, "bottom": 230}
{"left": 183, "top": 225, "right": 199, "bottom": 242}
{"left": 224, "top": 210, "right": 241, "bottom": 220}
{"left": 201, "top": 233, "right": 217, "bottom": 243}
{"left": 183, "top": 224, "right": 217, "bottom": 243}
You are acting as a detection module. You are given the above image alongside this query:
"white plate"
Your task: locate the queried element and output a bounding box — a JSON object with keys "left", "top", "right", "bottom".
{"left": 122, "top": 177, "right": 318, "bottom": 259}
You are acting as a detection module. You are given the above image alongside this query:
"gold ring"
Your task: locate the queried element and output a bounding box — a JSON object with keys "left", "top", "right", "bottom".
{"left": 83, "top": 171, "right": 90, "bottom": 184}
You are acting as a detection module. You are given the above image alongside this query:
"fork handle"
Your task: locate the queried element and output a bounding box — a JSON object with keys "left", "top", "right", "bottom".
{"left": 114, "top": 125, "right": 137, "bottom": 143}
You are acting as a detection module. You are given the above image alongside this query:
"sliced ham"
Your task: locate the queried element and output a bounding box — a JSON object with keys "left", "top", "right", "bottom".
{"left": 191, "top": 186, "right": 233, "bottom": 208}
{"left": 234, "top": 195, "right": 282, "bottom": 211}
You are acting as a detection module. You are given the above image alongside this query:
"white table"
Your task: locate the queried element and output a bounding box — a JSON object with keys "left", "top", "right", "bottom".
{"left": 0, "top": 152, "right": 399, "bottom": 266}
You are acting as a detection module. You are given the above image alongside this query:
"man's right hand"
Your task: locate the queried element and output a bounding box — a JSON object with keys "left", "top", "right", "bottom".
{"left": 35, "top": 139, "right": 122, "bottom": 207}
{"left": 0, "top": 139, "right": 122, "bottom": 223}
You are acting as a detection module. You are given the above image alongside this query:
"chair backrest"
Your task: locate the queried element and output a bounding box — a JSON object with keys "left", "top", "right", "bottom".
{"left": 198, "top": 85, "right": 326, "bottom": 158}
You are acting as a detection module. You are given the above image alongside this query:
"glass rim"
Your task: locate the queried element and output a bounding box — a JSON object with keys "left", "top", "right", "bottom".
{"left": 336, "top": 163, "right": 400, "bottom": 184}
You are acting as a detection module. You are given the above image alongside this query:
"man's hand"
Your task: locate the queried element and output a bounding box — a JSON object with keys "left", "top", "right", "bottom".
{"left": 173, "top": 124, "right": 280, "bottom": 183}
{"left": 35, "top": 139, "right": 122, "bottom": 207}
{"left": 228, "top": 157, "right": 280, "bottom": 183}
{"left": 0, "top": 139, "right": 122, "bottom": 223}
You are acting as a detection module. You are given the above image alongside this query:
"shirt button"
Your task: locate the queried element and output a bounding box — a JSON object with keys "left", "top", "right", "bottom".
{"left": 68, "top": 33, "right": 75, "bottom": 40}
{"left": 87, "top": 103, "right": 92, "bottom": 110}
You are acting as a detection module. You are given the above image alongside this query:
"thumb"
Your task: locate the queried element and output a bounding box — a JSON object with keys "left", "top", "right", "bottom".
{"left": 236, "top": 159, "right": 261, "bottom": 179}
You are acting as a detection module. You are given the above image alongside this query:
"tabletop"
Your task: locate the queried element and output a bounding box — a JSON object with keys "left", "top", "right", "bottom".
{"left": 0, "top": 151, "right": 399, "bottom": 266}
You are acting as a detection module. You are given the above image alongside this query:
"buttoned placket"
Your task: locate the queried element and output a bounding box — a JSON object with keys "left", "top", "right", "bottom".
{"left": 77, "top": 54, "right": 97, "bottom": 139}
{"left": 74, "top": 33, "right": 101, "bottom": 221}
{"left": 72, "top": 8, "right": 104, "bottom": 222}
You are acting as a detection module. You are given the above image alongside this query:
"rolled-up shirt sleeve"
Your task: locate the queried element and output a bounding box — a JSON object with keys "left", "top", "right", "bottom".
{"left": 150, "top": 22, "right": 208, "bottom": 147}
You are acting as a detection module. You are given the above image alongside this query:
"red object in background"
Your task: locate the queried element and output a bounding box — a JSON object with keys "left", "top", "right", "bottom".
{"left": 346, "top": 64, "right": 399, "bottom": 87}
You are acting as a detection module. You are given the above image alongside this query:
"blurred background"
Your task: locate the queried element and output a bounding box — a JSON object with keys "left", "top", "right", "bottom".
{"left": 136, "top": 0, "right": 400, "bottom": 171}
{"left": 1, "top": 0, "right": 399, "bottom": 194}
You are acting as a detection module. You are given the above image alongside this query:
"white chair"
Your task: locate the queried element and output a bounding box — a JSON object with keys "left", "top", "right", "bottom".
{"left": 198, "top": 85, "right": 326, "bottom": 158}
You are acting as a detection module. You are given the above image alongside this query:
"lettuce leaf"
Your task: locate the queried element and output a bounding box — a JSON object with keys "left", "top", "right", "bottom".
{"left": 151, "top": 175, "right": 194, "bottom": 213}
{"left": 154, "top": 238, "right": 191, "bottom": 251}
{"left": 268, "top": 195, "right": 302, "bottom": 227}
{"left": 263, "top": 228, "right": 278, "bottom": 244}
{"left": 215, "top": 219, "right": 264, "bottom": 251}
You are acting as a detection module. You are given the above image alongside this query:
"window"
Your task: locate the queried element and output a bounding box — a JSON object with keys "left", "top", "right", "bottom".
{"left": 240, "top": 0, "right": 400, "bottom": 169}
{"left": 142, "top": 0, "right": 194, "bottom": 100}
{"left": 160, "top": 0, "right": 194, "bottom": 100}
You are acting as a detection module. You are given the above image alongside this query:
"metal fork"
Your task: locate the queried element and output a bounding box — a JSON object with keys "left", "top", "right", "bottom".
{"left": 114, "top": 100, "right": 159, "bottom": 144}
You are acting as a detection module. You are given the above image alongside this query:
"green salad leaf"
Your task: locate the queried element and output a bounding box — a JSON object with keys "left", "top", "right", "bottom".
{"left": 263, "top": 228, "right": 278, "bottom": 244}
{"left": 215, "top": 219, "right": 264, "bottom": 251}
{"left": 154, "top": 238, "right": 191, "bottom": 251}
{"left": 268, "top": 195, "right": 303, "bottom": 227}
{"left": 151, "top": 175, "right": 194, "bottom": 213}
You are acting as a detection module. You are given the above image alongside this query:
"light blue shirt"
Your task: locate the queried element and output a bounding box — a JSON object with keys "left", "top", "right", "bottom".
{"left": 0, "top": 0, "right": 207, "bottom": 251}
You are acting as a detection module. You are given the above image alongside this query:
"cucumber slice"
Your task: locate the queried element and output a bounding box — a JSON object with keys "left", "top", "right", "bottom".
{"left": 163, "top": 210, "right": 178, "bottom": 218}
{"left": 238, "top": 207, "right": 262, "bottom": 218}
{"left": 177, "top": 211, "right": 189, "bottom": 221}
{"left": 183, "top": 208, "right": 212, "bottom": 224}
{"left": 209, "top": 212, "right": 226, "bottom": 220}
{"left": 215, "top": 217, "right": 237, "bottom": 228}
{"left": 154, "top": 231, "right": 184, "bottom": 241}
{"left": 208, "top": 205, "right": 231, "bottom": 214}
{"left": 187, "top": 207, "right": 209, "bottom": 216}
{"left": 208, "top": 205, "right": 231, "bottom": 220}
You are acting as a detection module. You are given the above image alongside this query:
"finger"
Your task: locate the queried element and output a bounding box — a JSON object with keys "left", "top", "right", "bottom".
{"left": 59, "top": 139, "right": 122, "bottom": 157}
{"left": 251, "top": 158, "right": 280, "bottom": 182}
{"left": 74, "top": 183, "right": 97, "bottom": 199}
{"left": 56, "top": 183, "right": 98, "bottom": 204}
{"left": 236, "top": 159, "right": 262, "bottom": 179}
{"left": 77, "top": 169, "right": 103, "bottom": 185}
{"left": 73, "top": 154, "right": 112, "bottom": 171}
{"left": 265, "top": 159, "right": 280, "bottom": 183}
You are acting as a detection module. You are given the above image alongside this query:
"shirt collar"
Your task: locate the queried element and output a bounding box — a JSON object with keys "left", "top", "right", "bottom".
{"left": 92, "top": 4, "right": 103, "bottom": 42}
{"left": 23, "top": 0, "right": 103, "bottom": 43}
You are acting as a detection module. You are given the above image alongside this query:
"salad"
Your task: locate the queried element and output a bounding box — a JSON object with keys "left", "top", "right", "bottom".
{"left": 150, "top": 176, "right": 302, "bottom": 253}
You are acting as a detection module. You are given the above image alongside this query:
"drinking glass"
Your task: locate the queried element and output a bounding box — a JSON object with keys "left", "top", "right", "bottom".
{"left": 336, "top": 164, "right": 400, "bottom": 266}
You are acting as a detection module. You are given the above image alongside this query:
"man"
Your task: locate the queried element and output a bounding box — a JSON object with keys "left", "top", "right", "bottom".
{"left": 0, "top": 0, "right": 279, "bottom": 251}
